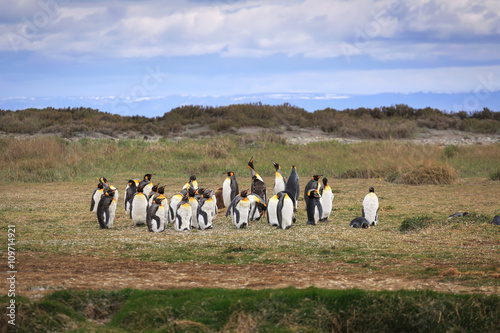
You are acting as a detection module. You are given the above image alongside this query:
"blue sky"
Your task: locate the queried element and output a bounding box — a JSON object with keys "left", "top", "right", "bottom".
{"left": 1, "top": 0, "right": 500, "bottom": 117}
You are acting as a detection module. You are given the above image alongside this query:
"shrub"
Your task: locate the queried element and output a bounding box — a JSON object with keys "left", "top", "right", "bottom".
{"left": 442, "top": 144, "right": 459, "bottom": 159}
{"left": 396, "top": 162, "right": 458, "bottom": 185}
{"left": 490, "top": 168, "right": 500, "bottom": 180}
{"left": 400, "top": 215, "right": 437, "bottom": 232}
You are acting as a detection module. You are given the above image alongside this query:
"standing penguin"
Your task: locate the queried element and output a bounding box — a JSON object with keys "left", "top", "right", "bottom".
{"left": 248, "top": 193, "right": 266, "bottom": 222}
{"left": 139, "top": 174, "right": 154, "bottom": 197}
{"left": 90, "top": 180, "right": 105, "bottom": 212}
{"left": 362, "top": 187, "right": 379, "bottom": 226}
{"left": 306, "top": 189, "right": 323, "bottom": 225}
{"left": 248, "top": 157, "right": 267, "bottom": 202}
{"left": 304, "top": 175, "right": 321, "bottom": 208}
{"left": 182, "top": 175, "right": 198, "bottom": 190}
{"left": 169, "top": 189, "right": 187, "bottom": 224}
{"left": 226, "top": 189, "right": 251, "bottom": 229}
{"left": 319, "top": 177, "right": 334, "bottom": 222}
{"left": 175, "top": 194, "right": 192, "bottom": 231}
{"left": 267, "top": 193, "right": 281, "bottom": 227}
{"left": 214, "top": 187, "right": 225, "bottom": 210}
{"left": 222, "top": 171, "right": 239, "bottom": 208}
{"left": 96, "top": 187, "right": 117, "bottom": 229}
{"left": 285, "top": 166, "right": 300, "bottom": 209}
{"left": 276, "top": 191, "right": 296, "bottom": 229}
{"left": 188, "top": 188, "right": 199, "bottom": 229}
{"left": 272, "top": 161, "right": 287, "bottom": 195}
{"left": 147, "top": 183, "right": 160, "bottom": 205}
{"left": 130, "top": 184, "right": 149, "bottom": 226}
{"left": 197, "top": 190, "right": 215, "bottom": 230}
{"left": 146, "top": 197, "right": 167, "bottom": 232}
{"left": 124, "top": 179, "right": 138, "bottom": 214}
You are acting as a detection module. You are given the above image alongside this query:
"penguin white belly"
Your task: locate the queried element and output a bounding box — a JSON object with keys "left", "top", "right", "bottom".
{"left": 189, "top": 198, "right": 199, "bottom": 229}
{"left": 131, "top": 193, "right": 148, "bottom": 226}
{"left": 273, "top": 174, "right": 286, "bottom": 194}
{"left": 320, "top": 189, "right": 334, "bottom": 220}
{"left": 151, "top": 205, "right": 166, "bottom": 232}
{"left": 169, "top": 195, "right": 182, "bottom": 224}
{"left": 108, "top": 199, "right": 117, "bottom": 228}
{"left": 175, "top": 204, "right": 192, "bottom": 231}
{"left": 267, "top": 195, "right": 279, "bottom": 226}
{"left": 314, "top": 206, "right": 320, "bottom": 223}
{"left": 280, "top": 198, "right": 294, "bottom": 229}
{"left": 198, "top": 201, "right": 214, "bottom": 230}
{"left": 363, "top": 193, "right": 379, "bottom": 225}
{"left": 143, "top": 184, "right": 153, "bottom": 197}
{"left": 91, "top": 189, "right": 103, "bottom": 212}
{"left": 160, "top": 198, "right": 169, "bottom": 224}
{"left": 233, "top": 199, "right": 251, "bottom": 229}
{"left": 222, "top": 178, "right": 232, "bottom": 207}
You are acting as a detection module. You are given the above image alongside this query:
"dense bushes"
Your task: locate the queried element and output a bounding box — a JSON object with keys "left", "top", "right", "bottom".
{"left": 1, "top": 105, "right": 499, "bottom": 138}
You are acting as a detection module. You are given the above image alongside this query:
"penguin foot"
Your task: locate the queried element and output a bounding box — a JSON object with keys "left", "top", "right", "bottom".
{"left": 306, "top": 221, "right": 316, "bottom": 225}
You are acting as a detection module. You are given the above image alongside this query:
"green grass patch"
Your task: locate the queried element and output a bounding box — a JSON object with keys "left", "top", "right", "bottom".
{"left": 5, "top": 288, "right": 500, "bottom": 332}
{"left": 400, "top": 215, "right": 438, "bottom": 233}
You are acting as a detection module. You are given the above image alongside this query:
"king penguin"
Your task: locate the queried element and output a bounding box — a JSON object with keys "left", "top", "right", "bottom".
{"left": 139, "top": 174, "right": 154, "bottom": 197}
{"left": 96, "top": 187, "right": 117, "bottom": 229}
{"left": 226, "top": 189, "right": 251, "bottom": 229}
{"left": 248, "top": 156, "right": 267, "bottom": 202}
{"left": 182, "top": 175, "right": 199, "bottom": 191}
{"left": 248, "top": 193, "right": 266, "bottom": 222}
{"left": 222, "top": 171, "right": 239, "bottom": 208}
{"left": 130, "top": 184, "right": 149, "bottom": 226}
{"left": 276, "top": 191, "right": 296, "bottom": 229}
{"left": 491, "top": 216, "right": 500, "bottom": 225}
{"left": 350, "top": 217, "right": 370, "bottom": 228}
{"left": 169, "top": 189, "right": 188, "bottom": 224}
{"left": 362, "top": 187, "right": 379, "bottom": 226}
{"left": 285, "top": 165, "right": 300, "bottom": 209}
{"left": 197, "top": 189, "right": 215, "bottom": 230}
{"left": 188, "top": 187, "right": 199, "bottom": 229}
{"left": 175, "top": 194, "right": 192, "bottom": 231}
{"left": 124, "top": 179, "right": 137, "bottom": 215}
{"left": 146, "top": 196, "right": 166, "bottom": 232}
{"left": 306, "top": 189, "right": 323, "bottom": 225}
{"left": 90, "top": 180, "right": 105, "bottom": 213}
{"left": 147, "top": 183, "right": 160, "bottom": 205}
{"left": 304, "top": 175, "right": 321, "bottom": 209}
{"left": 319, "top": 177, "right": 334, "bottom": 222}
{"left": 272, "top": 161, "right": 287, "bottom": 195}
{"left": 267, "top": 193, "right": 281, "bottom": 227}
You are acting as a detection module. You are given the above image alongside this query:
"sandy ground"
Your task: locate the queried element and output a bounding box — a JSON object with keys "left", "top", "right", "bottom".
{"left": 15, "top": 251, "right": 498, "bottom": 300}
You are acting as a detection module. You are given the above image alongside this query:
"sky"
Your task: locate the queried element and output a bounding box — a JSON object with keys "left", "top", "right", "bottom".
{"left": 1, "top": 0, "right": 500, "bottom": 117}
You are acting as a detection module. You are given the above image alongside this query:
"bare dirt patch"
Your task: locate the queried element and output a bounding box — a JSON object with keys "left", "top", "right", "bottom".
{"left": 17, "top": 251, "right": 498, "bottom": 300}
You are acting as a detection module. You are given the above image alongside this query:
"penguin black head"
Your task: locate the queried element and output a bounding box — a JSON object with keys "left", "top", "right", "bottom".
{"left": 153, "top": 196, "right": 164, "bottom": 205}
{"left": 196, "top": 188, "right": 206, "bottom": 195}
{"left": 307, "top": 189, "right": 320, "bottom": 198}
{"left": 144, "top": 174, "right": 154, "bottom": 181}
{"left": 272, "top": 161, "right": 280, "bottom": 171}
{"left": 362, "top": 222, "right": 369, "bottom": 229}
{"left": 248, "top": 156, "right": 255, "bottom": 170}
{"left": 369, "top": 187, "right": 375, "bottom": 193}
{"left": 188, "top": 188, "right": 197, "bottom": 197}
{"left": 224, "top": 171, "right": 234, "bottom": 177}
{"left": 240, "top": 189, "right": 249, "bottom": 197}
{"left": 128, "top": 180, "right": 136, "bottom": 187}
{"left": 463, "top": 212, "right": 469, "bottom": 217}
{"left": 312, "top": 175, "right": 321, "bottom": 181}
{"left": 322, "top": 177, "right": 328, "bottom": 185}
{"left": 105, "top": 188, "right": 116, "bottom": 197}
{"left": 97, "top": 182, "right": 104, "bottom": 189}
{"left": 181, "top": 194, "right": 189, "bottom": 202}
{"left": 190, "top": 175, "right": 196, "bottom": 181}
{"left": 137, "top": 184, "right": 145, "bottom": 192}
{"left": 151, "top": 183, "right": 160, "bottom": 193}
{"left": 291, "top": 165, "right": 296, "bottom": 170}
{"left": 99, "top": 177, "right": 109, "bottom": 184}
{"left": 158, "top": 185, "right": 166, "bottom": 194}
{"left": 202, "top": 190, "right": 211, "bottom": 199}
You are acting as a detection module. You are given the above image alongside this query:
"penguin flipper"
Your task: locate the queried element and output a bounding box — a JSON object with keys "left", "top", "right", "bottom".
{"left": 362, "top": 207, "right": 365, "bottom": 218}
{"left": 90, "top": 188, "right": 97, "bottom": 211}
{"left": 317, "top": 201, "right": 323, "bottom": 221}
{"left": 277, "top": 196, "right": 284, "bottom": 229}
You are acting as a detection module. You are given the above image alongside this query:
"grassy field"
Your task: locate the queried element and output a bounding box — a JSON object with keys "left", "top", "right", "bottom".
{"left": 1, "top": 135, "right": 499, "bottom": 331}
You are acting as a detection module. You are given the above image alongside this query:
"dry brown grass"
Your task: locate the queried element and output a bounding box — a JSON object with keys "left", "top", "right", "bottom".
{"left": 397, "top": 161, "right": 459, "bottom": 185}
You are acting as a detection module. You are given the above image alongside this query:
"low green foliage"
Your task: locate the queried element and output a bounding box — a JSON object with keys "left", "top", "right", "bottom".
{"left": 6, "top": 288, "right": 500, "bottom": 332}
{"left": 490, "top": 168, "right": 500, "bottom": 180}
{"left": 400, "top": 215, "right": 437, "bottom": 232}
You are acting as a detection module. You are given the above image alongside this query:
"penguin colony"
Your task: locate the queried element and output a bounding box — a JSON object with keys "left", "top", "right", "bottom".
{"left": 92, "top": 157, "right": 496, "bottom": 231}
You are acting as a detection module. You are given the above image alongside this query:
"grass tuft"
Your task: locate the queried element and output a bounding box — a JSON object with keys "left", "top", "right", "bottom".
{"left": 395, "top": 162, "right": 459, "bottom": 185}
{"left": 399, "top": 215, "right": 437, "bottom": 232}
